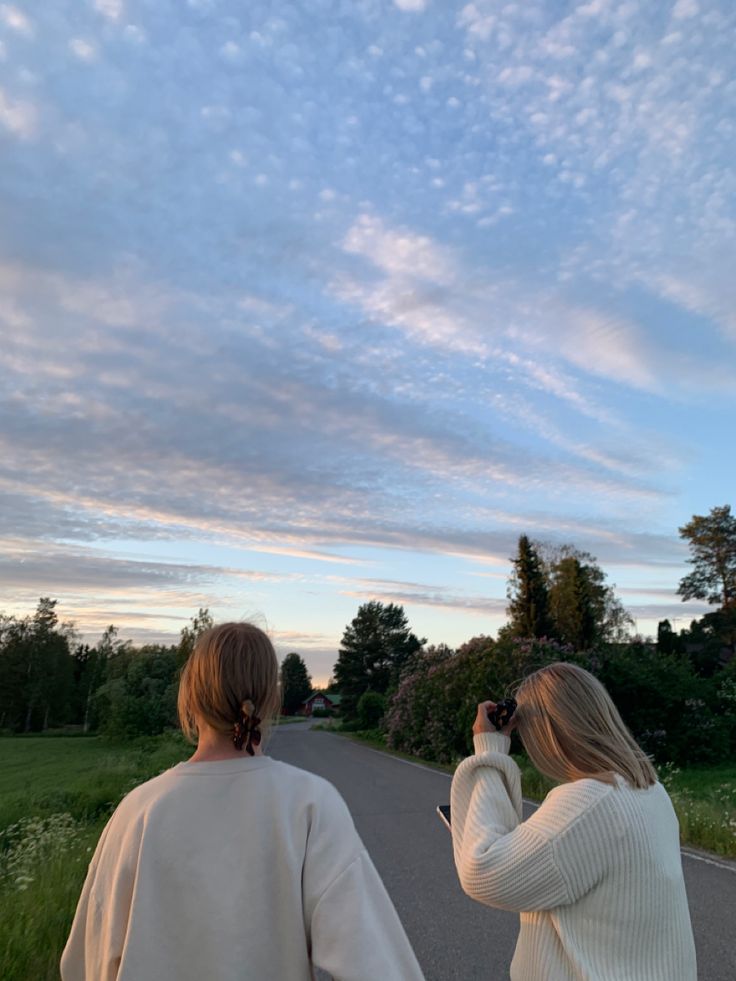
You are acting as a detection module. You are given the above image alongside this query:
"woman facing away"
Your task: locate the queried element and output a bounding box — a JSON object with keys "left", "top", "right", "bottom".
{"left": 61, "top": 622, "right": 425, "bottom": 981}
{"left": 451, "top": 662, "right": 697, "bottom": 981}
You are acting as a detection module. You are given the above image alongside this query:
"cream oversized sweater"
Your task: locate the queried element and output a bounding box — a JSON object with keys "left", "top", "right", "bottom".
{"left": 451, "top": 732, "right": 697, "bottom": 981}
{"left": 61, "top": 754, "right": 424, "bottom": 981}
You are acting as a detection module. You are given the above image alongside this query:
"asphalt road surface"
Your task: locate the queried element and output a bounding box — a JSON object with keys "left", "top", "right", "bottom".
{"left": 269, "top": 721, "right": 736, "bottom": 981}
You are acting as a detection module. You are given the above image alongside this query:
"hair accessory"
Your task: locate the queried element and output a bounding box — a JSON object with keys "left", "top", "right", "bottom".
{"left": 232, "top": 699, "right": 262, "bottom": 755}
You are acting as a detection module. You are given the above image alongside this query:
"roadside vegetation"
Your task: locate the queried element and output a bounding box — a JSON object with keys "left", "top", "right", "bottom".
{"left": 0, "top": 733, "right": 189, "bottom": 981}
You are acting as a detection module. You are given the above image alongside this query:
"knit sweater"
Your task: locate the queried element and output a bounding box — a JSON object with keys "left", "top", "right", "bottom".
{"left": 451, "top": 732, "right": 697, "bottom": 981}
{"left": 61, "top": 754, "right": 425, "bottom": 981}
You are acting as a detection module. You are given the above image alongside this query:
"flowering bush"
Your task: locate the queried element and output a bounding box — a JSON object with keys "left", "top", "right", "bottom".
{"left": 384, "top": 633, "right": 736, "bottom": 768}
{"left": 385, "top": 636, "right": 572, "bottom": 764}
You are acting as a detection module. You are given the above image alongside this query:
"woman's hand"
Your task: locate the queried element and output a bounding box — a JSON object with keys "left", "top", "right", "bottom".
{"left": 472, "top": 700, "right": 516, "bottom": 737}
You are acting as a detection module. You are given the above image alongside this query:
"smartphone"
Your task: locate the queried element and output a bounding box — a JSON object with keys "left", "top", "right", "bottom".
{"left": 436, "top": 804, "right": 451, "bottom": 831}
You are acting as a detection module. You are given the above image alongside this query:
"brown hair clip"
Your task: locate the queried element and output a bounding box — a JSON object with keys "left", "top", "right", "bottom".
{"left": 233, "top": 700, "right": 262, "bottom": 755}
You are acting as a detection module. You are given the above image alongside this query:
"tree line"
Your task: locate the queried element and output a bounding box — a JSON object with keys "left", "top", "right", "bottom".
{"left": 0, "top": 603, "right": 316, "bottom": 737}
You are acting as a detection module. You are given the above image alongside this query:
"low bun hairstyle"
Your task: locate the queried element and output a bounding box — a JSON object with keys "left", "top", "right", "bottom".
{"left": 177, "top": 622, "right": 281, "bottom": 746}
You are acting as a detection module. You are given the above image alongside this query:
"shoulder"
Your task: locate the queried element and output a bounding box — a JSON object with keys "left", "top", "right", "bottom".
{"left": 526, "top": 778, "right": 616, "bottom": 840}
{"left": 546, "top": 777, "right": 616, "bottom": 807}
{"left": 115, "top": 765, "right": 182, "bottom": 812}
{"left": 268, "top": 760, "right": 354, "bottom": 824}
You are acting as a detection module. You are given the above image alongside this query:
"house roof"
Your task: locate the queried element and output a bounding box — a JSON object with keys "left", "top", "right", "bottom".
{"left": 303, "top": 691, "right": 342, "bottom": 705}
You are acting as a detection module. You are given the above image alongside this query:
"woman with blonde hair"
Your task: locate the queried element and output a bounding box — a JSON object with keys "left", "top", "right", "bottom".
{"left": 62, "top": 621, "right": 424, "bottom": 981}
{"left": 451, "top": 661, "right": 696, "bottom": 980}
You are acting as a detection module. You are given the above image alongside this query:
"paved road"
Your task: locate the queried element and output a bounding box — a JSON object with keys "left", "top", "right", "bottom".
{"left": 269, "top": 722, "right": 736, "bottom": 981}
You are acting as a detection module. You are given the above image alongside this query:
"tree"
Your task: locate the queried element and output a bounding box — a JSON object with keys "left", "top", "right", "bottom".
{"left": 0, "top": 599, "right": 75, "bottom": 732}
{"left": 681, "top": 607, "right": 736, "bottom": 676}
{"left": 657, "top": 620, "right": 682, "bottom": 656}
{"left": 93, "top": 646, "right": 179, "bottom": 738}
{"left": 334, "top": 602, "right": 424, "bottom": 718}
{"left": 546, "top": 548, "right": 632, "bottom": 650}
{"left": 507, "top": 535, "right": 551, "bottom": 638}
{"left": 178, "top": 608, "right": 214, "bottom": 665}
{"left": 280, "top": 652, "right": 312, "bottom": 714}
{"left": 678, "top": 505, "right": 736, "bottom": 609}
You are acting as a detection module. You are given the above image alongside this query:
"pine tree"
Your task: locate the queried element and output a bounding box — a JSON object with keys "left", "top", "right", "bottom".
{"left": 678, "top": 504, "right": 736, "bottom": 609}
{"left": 280, "top": 652, "right": 312, "bottom": 714}
{"left": 506, "top": 535, "right": 551, "bottom": 638}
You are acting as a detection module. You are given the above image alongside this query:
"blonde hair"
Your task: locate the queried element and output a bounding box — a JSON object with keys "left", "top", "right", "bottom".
{"left": 178, "top": 622, "right": 281, "bottom": 744}
{"left": 515, "top": 662, "right": 656, "bottom": 789}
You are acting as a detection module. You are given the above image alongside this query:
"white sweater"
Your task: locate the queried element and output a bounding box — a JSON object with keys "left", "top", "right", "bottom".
{"left": 61, "top": 754, "right": 425, "bottom": 981}
{"left": 451, "top": 732, "right": 697, "bottom": 981}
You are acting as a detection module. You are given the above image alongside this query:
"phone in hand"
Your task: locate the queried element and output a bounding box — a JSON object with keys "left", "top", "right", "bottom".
{"left": 436, "top": 804, "right": 451, "bottom": 831}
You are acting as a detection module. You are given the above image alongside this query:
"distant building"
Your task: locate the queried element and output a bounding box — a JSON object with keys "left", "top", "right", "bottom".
{"left": 302, "top": 692, "right": 342, "bottom": 716}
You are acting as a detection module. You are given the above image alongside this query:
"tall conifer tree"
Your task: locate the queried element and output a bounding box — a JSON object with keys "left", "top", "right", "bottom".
{"left": 507, "top": 535, "right": 551, "bottom": 638}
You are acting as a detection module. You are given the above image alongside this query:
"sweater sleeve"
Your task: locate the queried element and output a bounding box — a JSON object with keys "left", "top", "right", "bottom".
{"left": 60, "top": 805, "right": 140, "bottom": 981}
{"left": 60, "top": 816, "right": 123, "bottom": 981}
{"left": 450, "top": 732, "right": 613, "bottom": 913}
{"left": 303, "top": 783, "right": 425, "bottom": 981}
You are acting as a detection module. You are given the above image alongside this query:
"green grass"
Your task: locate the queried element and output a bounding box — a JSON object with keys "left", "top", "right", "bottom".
{"left": 323, "top": 728, "right": 736, "bottom": 858}
{"left": 657, "top": 761, "right": 736, "bottom": 857}
{"left": 0, "top": 732, "right": 191, "bottom": 830}
{"left": 0, "top": 733, "right": 190, "bottom": 981}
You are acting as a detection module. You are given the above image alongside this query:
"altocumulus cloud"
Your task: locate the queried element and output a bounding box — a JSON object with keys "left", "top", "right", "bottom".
{"left": 0, "top": 0, "right": 733, "bottom": 660}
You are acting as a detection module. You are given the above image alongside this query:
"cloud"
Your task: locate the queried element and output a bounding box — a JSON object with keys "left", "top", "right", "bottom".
{"left": 0, "top": 539, "right": 300, "bottom": 595}
{"left": 93, "top": 0, "right": 124, "bottom": 21}
{"left": 0, "top": 87, "right": 37, "bottom": 139}
{"left": 455, "top": 0, "right": 735, "bottom": 350}
{"left": 393, "top": 0, "right": 428, "bottom": 11}
{"left": 336, "top": 212, "right": 735, "bottom": 415}
{"left": 0, "top": 0, "right": 732, "bottom": 656}
{"left": 69, "top": 38, "right": 98, "bottom": 62}
{"left": 672, "top": 0, "right": 699, "bottom": 19}
{"left": 339, "top": 582, "right": 508, "bottom": 618}
{"left": 0, "top": 5, "right": 32, "bottom": 36}
{"left": 343, "top": 214, "right": 455, "bottom": 286}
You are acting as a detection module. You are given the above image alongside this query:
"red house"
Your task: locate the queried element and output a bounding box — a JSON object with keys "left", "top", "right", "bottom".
{"left": 301, "top": 692, "right": 342, "bottom": 716}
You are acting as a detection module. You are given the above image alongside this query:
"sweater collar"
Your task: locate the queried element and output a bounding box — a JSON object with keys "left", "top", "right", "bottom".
{"left": 173, "top": 755, "right": 274, "bottom": 775}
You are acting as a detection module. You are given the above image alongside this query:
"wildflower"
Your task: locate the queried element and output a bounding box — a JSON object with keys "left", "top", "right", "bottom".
{"left": 0, "top": 812, "right": 81, "bottom": 893}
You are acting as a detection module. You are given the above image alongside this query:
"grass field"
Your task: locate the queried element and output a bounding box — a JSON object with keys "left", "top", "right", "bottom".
{"left": 0, "top": 733, "right": 190, "bottom": 981}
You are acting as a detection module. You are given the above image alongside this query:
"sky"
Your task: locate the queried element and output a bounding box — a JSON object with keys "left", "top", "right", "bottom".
{"left": 1, "top": 0, "right": 734, "bottom": 686}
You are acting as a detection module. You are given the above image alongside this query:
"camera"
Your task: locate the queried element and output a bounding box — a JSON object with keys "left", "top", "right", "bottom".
{"left": 487, "top": 697, "right": 517, "bottom": 731}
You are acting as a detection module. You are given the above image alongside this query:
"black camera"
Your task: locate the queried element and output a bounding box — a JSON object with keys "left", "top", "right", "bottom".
{"left": 487, "top": 697, "right": 517, "bottom": 731}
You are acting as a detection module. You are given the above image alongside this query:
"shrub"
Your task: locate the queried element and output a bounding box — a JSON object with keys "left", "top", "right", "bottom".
{"left": 356, "top": 692, "right": 386, "bottom": 730}
{"left": 384, "top": 635, "right": 736, "bottom": 769}
{"left": 594, "top": 643, "right": 731, "bottom": 766}
{"left": 385, "top": 637, "right": 572, "bottom": 765}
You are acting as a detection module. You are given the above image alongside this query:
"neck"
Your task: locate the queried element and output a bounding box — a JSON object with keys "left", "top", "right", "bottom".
{"left": 189, "top": 721, "right": 264, "bottom": 763}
